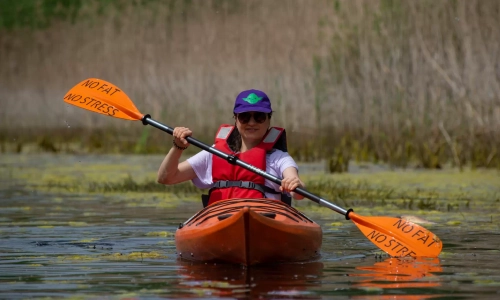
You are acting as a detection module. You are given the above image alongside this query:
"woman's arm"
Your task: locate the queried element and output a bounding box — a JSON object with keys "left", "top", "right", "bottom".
{"left": 280, "top": 166, "right": 305, "bottom": 200}
{"left": 157, "top": 150, "right": 196, "bottom": 185}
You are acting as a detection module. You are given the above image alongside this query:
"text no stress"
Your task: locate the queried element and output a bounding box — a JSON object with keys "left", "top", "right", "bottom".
{"left": 64, "top": 93, "right": 119, "bottom": 116}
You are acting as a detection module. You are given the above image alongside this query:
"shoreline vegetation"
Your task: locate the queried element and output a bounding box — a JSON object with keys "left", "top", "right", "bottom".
{"left": 1, "top": 126, "right": 498, "bottom": 172}
{"left": 1, "top": 0, "right": 499, "bottom": 171}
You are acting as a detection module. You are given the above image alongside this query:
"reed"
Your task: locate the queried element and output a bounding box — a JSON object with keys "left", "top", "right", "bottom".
{"left": 1, "top": 0, "right": 499, "bottom": 169}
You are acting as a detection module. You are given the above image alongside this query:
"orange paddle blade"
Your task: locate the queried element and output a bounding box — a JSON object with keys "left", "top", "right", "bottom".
{"left": 63, "top": 78, "right": 143, "bottom": 120}
{"left": 349, "top": 212, "right": 442, "bottom": 257}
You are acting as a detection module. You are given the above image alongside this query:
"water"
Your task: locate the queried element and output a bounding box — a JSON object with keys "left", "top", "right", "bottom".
{"left": 1, "top": 154, "right": 499, "bottom": 299}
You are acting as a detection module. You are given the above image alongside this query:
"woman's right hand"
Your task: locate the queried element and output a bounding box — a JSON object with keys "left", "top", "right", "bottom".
{"left": 172, "top": 127, "right": 192, "bottom": 149}
{"left": 158, "top": 127, "right": 197, "bottom": 185}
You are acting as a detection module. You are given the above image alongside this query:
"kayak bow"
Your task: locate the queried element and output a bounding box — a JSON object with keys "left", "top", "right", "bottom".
{"left": 175, "top": 198, "right": 322, "bottom": 266}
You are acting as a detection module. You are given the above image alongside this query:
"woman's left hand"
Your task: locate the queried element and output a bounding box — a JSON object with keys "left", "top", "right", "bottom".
{"left": 280, "top": 168, "right": 305, "bottom": 200}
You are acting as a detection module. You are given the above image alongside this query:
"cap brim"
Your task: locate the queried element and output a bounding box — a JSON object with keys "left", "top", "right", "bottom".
{"left": 233, "top": 107, "right": 272, "bottom": 113}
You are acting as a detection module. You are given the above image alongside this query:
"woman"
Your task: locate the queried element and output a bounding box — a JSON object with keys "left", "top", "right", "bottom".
{"left": 157, "top": 89, "right": 305, "bottom": 207}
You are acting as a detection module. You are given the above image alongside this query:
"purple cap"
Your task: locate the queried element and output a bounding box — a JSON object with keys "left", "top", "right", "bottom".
{"left": 233, "top": 89, "right": 272, "bottom": 113}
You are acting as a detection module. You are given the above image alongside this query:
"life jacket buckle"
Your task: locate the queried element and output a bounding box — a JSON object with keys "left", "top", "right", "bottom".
{"left": 218, "top": 181, "right": 228, "bottom": 188}
{"left": 240, "top": 181, "right": 255, "bottom": 189}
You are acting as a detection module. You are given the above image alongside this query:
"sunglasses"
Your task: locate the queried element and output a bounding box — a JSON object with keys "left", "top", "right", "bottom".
{"left": 236, "top": 112, "right": 268, "bottom": 124}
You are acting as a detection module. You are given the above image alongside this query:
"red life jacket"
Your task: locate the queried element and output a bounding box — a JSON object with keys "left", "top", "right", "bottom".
{"left": 205, "top": 124, "right": 286, "bottom": 206}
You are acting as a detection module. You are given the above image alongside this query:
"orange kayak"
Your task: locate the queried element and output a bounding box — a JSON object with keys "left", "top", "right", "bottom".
{"left": 175, "top": 198, "right": 322, "bottom": 266}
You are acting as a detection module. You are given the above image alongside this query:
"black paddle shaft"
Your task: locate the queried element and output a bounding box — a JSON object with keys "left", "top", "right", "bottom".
{"left": 142, "top": 115, "right": 351, "bottom": 218}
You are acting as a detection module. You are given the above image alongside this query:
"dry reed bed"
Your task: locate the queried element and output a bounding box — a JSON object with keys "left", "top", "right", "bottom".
{"left": 1, "top": 0, "right": 499, "bottom": 169}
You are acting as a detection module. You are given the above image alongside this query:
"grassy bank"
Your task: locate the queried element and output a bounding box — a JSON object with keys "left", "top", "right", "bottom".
{"left": 1, "top": 125, "right": 498, "bottom": 170}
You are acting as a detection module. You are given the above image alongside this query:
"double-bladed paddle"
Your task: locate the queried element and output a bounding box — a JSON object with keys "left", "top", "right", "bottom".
{"left": 63, "top": 78, "right": 443, "bottom": 257}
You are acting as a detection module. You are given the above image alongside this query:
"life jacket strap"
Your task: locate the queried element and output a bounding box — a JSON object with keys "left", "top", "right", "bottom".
{"left": 211, "top": 180, "right": 280, "bottom": 195}
{"left": 202, "top": 181, "right": 292, "bottom": 207}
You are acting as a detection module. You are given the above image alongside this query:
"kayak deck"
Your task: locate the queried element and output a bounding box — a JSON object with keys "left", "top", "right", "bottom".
{"left": 175, "top": 198, "right": 322, "bottom": 266}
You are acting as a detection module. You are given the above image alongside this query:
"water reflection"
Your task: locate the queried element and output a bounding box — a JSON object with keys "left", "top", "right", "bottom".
{"left": 352, "top": 257, "right": 442, "bottom": 289}
{"left": 176, "top": 257, "right": 443, "bottom": 298}
{"left": 177, "top": 260, "right": 324, "bottom": 298}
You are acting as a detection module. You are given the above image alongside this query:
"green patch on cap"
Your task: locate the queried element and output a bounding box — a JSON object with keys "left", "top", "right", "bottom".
{"left": 242, "top": 93, "right": 263, "bottom": 104}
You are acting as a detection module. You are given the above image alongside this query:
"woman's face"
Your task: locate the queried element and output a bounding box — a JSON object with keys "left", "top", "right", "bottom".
{"left": 235, "top": 111, "right": 270, "bottom": 145}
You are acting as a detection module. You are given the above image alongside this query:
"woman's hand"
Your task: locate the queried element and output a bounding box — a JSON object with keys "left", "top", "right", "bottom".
{"left": 280, "top": 167, "right": 305, "bottom": 200}
{"left": 172, "top": 127, "right": 192, "bottom": 150}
